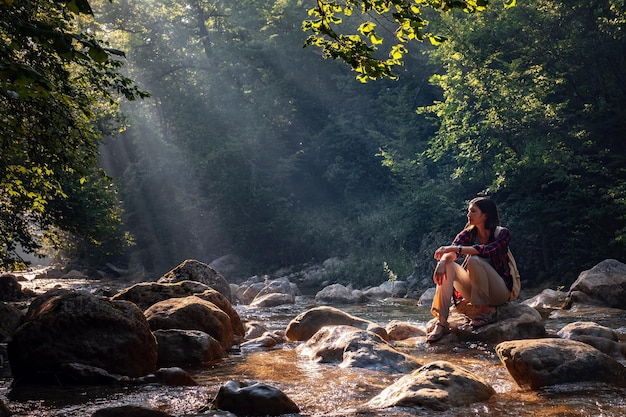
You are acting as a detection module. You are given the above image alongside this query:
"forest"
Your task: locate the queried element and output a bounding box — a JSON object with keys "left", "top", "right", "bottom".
{"left": 2, "top": 0, "right": 625, "bottom": 289}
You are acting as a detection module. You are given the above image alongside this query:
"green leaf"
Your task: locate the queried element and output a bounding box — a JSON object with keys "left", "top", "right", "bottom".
{"left": 88, "top": 46, "right": 109, "bottom": 63}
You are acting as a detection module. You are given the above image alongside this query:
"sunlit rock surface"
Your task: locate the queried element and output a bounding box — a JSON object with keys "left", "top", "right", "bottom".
{"left": 212, "top": 380, "right": 300, "bottom": 416}
{"left": 428, "top": 301, "right": 546, "bottom": 344}
{"left": 566, "top": 259, "right": 626, "bottom": 309}
{"left": 144, "top": 295, "right": 235, "bottom": 350}
{"left": 112, "top": 280, "right": 215, "bottom": 310}
{"left": 285, "top": 305, "right": 388, "bottom": 342}
{"left": 240, "top": 331, "right": 284, "bottom": 351}
{"left": 8, "top": 289, "right": 157, "bottom": 383}
{"left": 315, "top": 283, "right": 368, "bottom": 304}
{"left": 523, "top": 288, "right": 568, "bottom": 315}
{"left": 363, "top": 280, "right": 408, "bottom": 299}
{"left": 249, "top": 292, "right": 295, "bottom": 307}
{"left": 366, "top": 360, "right": 495, "bottom": 411}
{"left": 385, "top": 320, "right": 426, "bottom": 340}
{"left": 233, "top": 276, "right": 299, "bottom": 306}
{"left": 557, "top": 321, "right": 626, "bottom": 359}
{"left": 157, "top": 259, "right": 232, "bottom": 302}
{"left": 496, "top": 338, "right": 626, "bottom": 389}
{"left": 298, "top": 325, "right": 421, "bottom": 373}
{"left": 115, "top": 281, "right": 245, "bottom": 342}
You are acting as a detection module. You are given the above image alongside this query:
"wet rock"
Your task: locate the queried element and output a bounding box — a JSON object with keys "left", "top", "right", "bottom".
{"left": 245, "top": 321, "right": 268, "bottom": 340}
{"left": 61, "top": 269, "right": 88, "bottom": 279}
{"left": 92, "top": 405, "right": 174, "bottom": 417}
{"left": 366, "top": 360, "right": 495, "bottom": 411}
{"left": 315, "top": 283, "right": 367, "bottom": 304}
{"left": 0, "top": 399, "right": 10, "bottom": 417}
{"left": 557, "top": 321, "right": 626, "bottom": 359}
{"left": 0, "top": 274, "right": 28, "bottom": 301}
{"left": 212, "top": 380, "right": 300, "bottom": 416}
{"left": 298, "top": 325, "right": 421, "bottom": 373}
{"left": 285, "top": 306, "right": 388, "bottom": 342}
{"left": 363, "top": 280, "right": 407, "bottom": 299}
{"left": 196, "top": 289, "right": 244, "bottom": 340}
{"left": 417, "top": 287, "right": 435, "bottom": 307}
{"left": 157, "top": 259, "right": 231, "bottom": 302}
{"left": 255, "top": 277, "right": 300, "bottom": 298}
{"left": 430, "top": 301, "right": 546, "bottom": 344}
{"left": 112, "top": 280, "right": 213, "bottom": 310}
{"left": 566, "top": 259, "right": 626, "bottom": 309}
{"left": 240, "top": 332, "right": 284, "bottom": 351}
{"left": 249, "top": 292, "right": 295, "bottom": 308}
{"left": 523, "top": 288, "right": 568, "bottom": 315}
{"left": 139, "top": 367, "right": 198, "bottom": 386}
{"left": 496, "top": 338, "right": 626, "bottom": 389}
{"left": 153, "top": 329, "right": 226, "bottom": 365}
{"left": 385, "top": 320, "right": 426, "bottom": 341}
{"left": 558, "top": 321, "right": 619, "bottom": 341}
{"left": 144, "top": 295, "right": 234, "bottom": 350}
{"left": 237, "top": 280, "right": 266, "bottom": 304}
{"left": 116, "top": 279, "right": 246, "bottom": 340}
{"left": 0, "top": 302, "right": 23, "bottom": 342}
{"left": 8, "top": 289, "right": 157, "bottom": 384}
{"left": 55, "top": 363, "right": 130, "bottom": 384}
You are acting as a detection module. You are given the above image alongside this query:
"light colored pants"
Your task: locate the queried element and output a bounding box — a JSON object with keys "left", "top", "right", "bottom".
{"left": 431, "top": 256, "right": 510, "bottom": 324}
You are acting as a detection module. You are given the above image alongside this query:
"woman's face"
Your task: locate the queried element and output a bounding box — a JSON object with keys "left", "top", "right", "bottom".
{"left": 467, "top": 203, "right": 487, "bottom": 227}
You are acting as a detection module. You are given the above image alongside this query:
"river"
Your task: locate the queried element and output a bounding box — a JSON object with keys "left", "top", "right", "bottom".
{"left": 1, "top": 277, "right": 625, "bottom": 416}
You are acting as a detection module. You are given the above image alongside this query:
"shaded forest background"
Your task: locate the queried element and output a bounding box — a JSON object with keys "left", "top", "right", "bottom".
{"left": 2, "top": 0, "right": 626, "bottom": 288}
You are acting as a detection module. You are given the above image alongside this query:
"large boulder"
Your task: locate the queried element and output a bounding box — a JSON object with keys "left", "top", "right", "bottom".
{"left": 496, "top": 338, "right": 626, "bottom": 389}
{"left": 0, "top": 274, "right": 29, "bottom": 301}
{"left": 0, "top": 302, "right": 23, "bottom": 342}
{"left": 285, "top": 306, "right": 388, "bottom": 342}
{"left": 113, "top": 281, "right": 244, "bottom": 342}
{"left": 567, "top": 259, "right": 626, "bottom": 309}
{"left": 8, "top": 289, "right": 157, "bottom": 383}
{"left": 523, "top": 288, "right": 568, "bottom": 315}
{"left": 557, "top": 321, "right": 626, "bottom": 359}
{"left": 157, "top": 259, "right": 231, "bottom": 302}
{"left": 315, "top": 283, "right": 367, "bottom": 304}
{"left": 144, "top": 295, "right": 234, "bottom": 350}
{"left": 112, "top": 280, "right": 214, "bottom": 310}
{"left": 212, "top": 380, "right": 300, "bottom": 416}
{"left": 153, "top": 329, "right": 226, "bottom": 365}
{"left": 297, "top": 325, "right": 421, "bottom": 373}
{"left": 385, "top": 320, "right": 426, "bottom": 341}
{"left": 249, "top": 293, "right": 295, "bottom": 308}
{"left": 429, "top": 301, "right": 546, "bottom": 344}
{"left": 366, "top": 361, "right": 495, "bottom": 411}
{"left": 363, "top": 280, "right": 407, "bottom": 299}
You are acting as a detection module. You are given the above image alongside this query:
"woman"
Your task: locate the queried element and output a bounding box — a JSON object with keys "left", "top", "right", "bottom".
{"left": 427, "top": 197, "right": 513, "bottom": 343}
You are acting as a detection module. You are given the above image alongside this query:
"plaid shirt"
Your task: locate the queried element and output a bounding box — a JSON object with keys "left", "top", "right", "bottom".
{"left": 452, "top": 226, "right": 513, "bottom": 291}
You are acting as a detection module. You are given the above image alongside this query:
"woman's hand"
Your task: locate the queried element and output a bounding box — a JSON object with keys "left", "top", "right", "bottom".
{"left": 433, "top": 261, "right": 446, "bottom": 285}
{"left": 434, "top": 245, "right": 455, "bottom": 260}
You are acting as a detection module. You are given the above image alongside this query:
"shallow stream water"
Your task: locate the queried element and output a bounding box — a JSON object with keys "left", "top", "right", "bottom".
{"left": 1, "top": 277, "right": 626, "bottom": 416}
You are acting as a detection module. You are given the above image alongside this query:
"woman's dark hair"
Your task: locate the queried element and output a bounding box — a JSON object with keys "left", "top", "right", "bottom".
{"left": 466, "top": 197, "right": 500, "bottom": 232}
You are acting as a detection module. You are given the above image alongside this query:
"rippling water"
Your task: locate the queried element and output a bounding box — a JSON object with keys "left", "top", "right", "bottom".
{"left": 2, "top": 278, "right": 626, "bottom": 416}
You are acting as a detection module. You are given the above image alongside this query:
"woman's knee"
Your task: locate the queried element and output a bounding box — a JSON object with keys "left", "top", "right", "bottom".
{"left": 465, "top": 256, "right": 484, "bottom": 270}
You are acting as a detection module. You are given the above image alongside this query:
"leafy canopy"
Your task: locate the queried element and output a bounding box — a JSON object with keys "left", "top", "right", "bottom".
{"left": 0, "top": 0, "right": 148, "bottom": 269}
{"left": 302, "top": 0, "right": 516, "bottom": 82}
